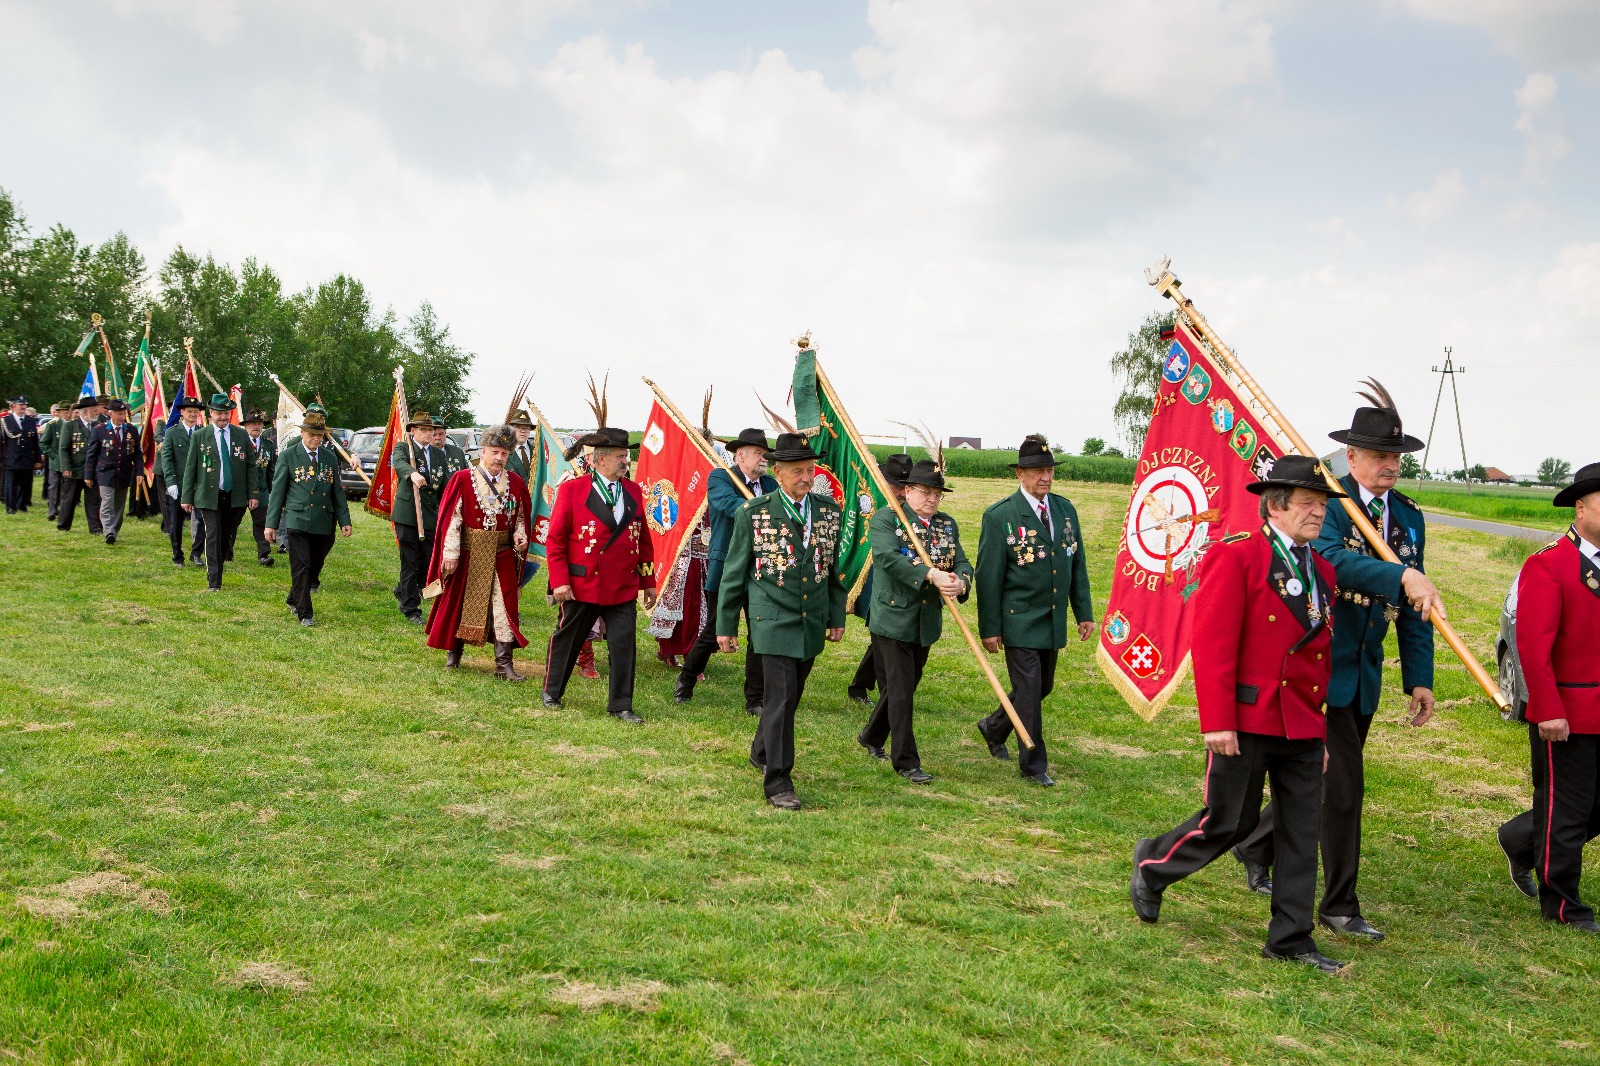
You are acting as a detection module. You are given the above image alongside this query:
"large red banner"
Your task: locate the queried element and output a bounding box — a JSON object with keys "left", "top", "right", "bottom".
{"left": 633, "top": 399, "right": 714, "bottom": 582}
{"left": 1096, "top": 321, "right": 1286, "bottom": 720}
{"left": 364, "top": 387, "right": 402, "bottom": 521}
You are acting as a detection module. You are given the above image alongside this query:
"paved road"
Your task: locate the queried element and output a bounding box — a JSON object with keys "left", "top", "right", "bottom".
{"left": 1422, "top": 510, "right": 1556, "bottom": 542}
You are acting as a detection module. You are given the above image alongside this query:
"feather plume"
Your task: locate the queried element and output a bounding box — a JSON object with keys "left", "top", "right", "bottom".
{"left": 754, "top": 390, "right": 796, "bottom": 435}
{"left": 890, "top": 419, "right": 945, "bottom": 473}
{"left": 700, "top": 386, "right": 714, "bottom": 435}
{"left": 503, "top": 371, "right": 534, "bottom": 424}
{"left": 1355, "top": 377, "right": 1399, "bottom": 423}
{"left": 585, "top": 370, "right": 609, "bottom": 429}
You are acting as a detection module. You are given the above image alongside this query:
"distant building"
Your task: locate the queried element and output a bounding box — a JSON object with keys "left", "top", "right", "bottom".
{"left": 1483, "top": 466, "right": 1514, "bottom": 484}
{"left": 949, "top": 436, "right": 981, "bottom": 450}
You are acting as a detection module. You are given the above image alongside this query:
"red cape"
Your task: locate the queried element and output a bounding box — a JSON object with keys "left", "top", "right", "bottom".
{"left": 424, "top": 467, "right": 533, "bottom": 649}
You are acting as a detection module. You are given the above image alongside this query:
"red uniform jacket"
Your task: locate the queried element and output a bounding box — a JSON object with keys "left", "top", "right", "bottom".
{"left": 1516, "top": 528, "right": 1600, "bottom": 733}
{"left": 1193, "top": 526, "right": 1336, "bottom": 741}
{"left": 545, "top": 473, "right": 656, "bottom": 606}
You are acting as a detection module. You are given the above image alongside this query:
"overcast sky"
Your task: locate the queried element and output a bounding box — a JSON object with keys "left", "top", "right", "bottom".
{"left": 4, "top": 0, "right": 1597, "bottom": 473}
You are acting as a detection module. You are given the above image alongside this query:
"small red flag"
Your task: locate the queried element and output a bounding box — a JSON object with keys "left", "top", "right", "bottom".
{"left": 632, "top": 399, "right": 715, "bottom": 581}
{"left": 364, "top": 385, "right": 402, "bottom": 521}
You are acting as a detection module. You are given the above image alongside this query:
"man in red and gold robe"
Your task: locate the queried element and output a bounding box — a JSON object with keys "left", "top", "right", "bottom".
{"left": 424, "top": 424, "right": 534, "bottom": 681}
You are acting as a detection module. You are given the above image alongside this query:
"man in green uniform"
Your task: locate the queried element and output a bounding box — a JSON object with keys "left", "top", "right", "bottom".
{"left": 974, "top": 435, "right": 1095, "bottom": 786}
{"left": 506, "top": 410, "right": 535, "bottom": 483}
{"left": 243, "top": 409, "right": 278, "bottom": 566}
{"left": 847, "top": 453, "right": 912, "bottom": 704}
{"left": 38, "top": 403, "right": 65, "bottom": 521}
{"left": 160, "top": 396, "right": 206, "bottom": 565}
{"left": 392, "top": 412, "right": 451, "bottom": 625}
{"left": 856, "top": 459, "right": 973, "bottom": 784}
{"left": 433, "top": 423, "right": 469, "bottom": 475}
{"left": 265, "top": 407, "right": 352, "bottom": 625}
{"left": 55, "top": 397, "right": 101, "bottom": 534}
{"left": 716, "top": 431, "right": 849, "bottom": 810}
{"left": 181, "top": 394, "right": 259, "bottom": 591}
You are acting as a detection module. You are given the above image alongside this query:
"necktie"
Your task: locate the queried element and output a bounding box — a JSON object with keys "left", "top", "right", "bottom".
{"left": 219, "top": 428, "right": 231, "bottom": 491}
{"left": 1297, "top": 545, "right": 1315, "bottom": 606}
{"left": 1037, "top": 500, "right": 1050, "bottom": 538}
{"left": 1368, "top": 496, "right": 1384, "bottom": 535}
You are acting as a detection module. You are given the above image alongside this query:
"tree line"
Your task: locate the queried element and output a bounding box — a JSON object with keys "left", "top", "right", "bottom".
{"left": 0, "top": 187, "right": 475, "bottom": 428}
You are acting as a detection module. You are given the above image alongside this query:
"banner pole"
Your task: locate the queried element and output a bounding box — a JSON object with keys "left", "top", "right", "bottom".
{"left": 392, "top": 366, "right": 426, "bottom": 537}
{"left": 812, "top": 359, "right": 1035, "bottom": 749}
{"left": 642, "top": 377, "right": 753, "bottom": 501}
{"left": 1146, "top": 261, "right": 1508, "bottom": 712}
{"left": 267, "top": 371, "right": 372, "bottom": 486}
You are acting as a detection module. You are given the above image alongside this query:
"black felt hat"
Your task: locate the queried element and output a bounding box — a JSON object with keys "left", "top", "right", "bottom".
{"left": 1246, "top": 454, "right": 1348, "bottom": 497}
{"left": 575, "top": 426, "right": 634, "bottom": 451}
{"left": 769, "top": 431, "right": 821, "bottom": 463}
{"left": 1554, "top": 463, "right": 1600, "bottom": 508}
{"left": 175, "top": 395, "right": 205, "bottom": 411}
{"left": 242, "top": 408, "right": 269, "bottom": 425}
{"left": 7, "top": 395, "right": 26, "bottom": 405}
{"left": 1327, "top": 378, "right": 1424, "bottom": 453}
{"left": 105, "top": 398, "right": 130, "bottom": 412}
{"left": 74, "top": 396, "right": 98, "bottom": 410}
{"left": 878, "top": 452, "right": 913, "bottom": 487}
{"left": 903, "top": 459, "right": 952, "bottom": 493}
{"left": 723, "top": 427, "right": 772, "bottom": 454}
{"left": 1011, "top": 434, "right": 1064, "bottom": 469}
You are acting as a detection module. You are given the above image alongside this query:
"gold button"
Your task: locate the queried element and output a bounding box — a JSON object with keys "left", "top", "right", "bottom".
{"left": 1268, "top": 614, "right": 1276, "bottom": 622}
{"left": 1281, "top": 680, "right": 1288, "bottom": 687}
{"left": 1312, "top": 685, "right": 1319, "bottom": 693}
{"left": 1316, "top": 653, "right": 1323, "bottom": 660}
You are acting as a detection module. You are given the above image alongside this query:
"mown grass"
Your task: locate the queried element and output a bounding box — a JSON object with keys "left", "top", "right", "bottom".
{"left": 865, "top": 444, "right": 1137, "bottom": 484}
{"left": 1, "top": 480, "right": 1595, "bottom": 1065}
{"left": 1405, "top": 484, "right": 1568, "bottom": 532}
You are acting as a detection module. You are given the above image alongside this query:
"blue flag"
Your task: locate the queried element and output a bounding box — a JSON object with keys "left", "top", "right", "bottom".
{"left": 78, "top": 367, "right": 97, "bottom": 400}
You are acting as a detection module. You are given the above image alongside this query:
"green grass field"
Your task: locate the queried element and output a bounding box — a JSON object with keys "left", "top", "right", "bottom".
{"left": 2, "top": 479, "right": 1594, "bottom": 1065}
{"left": 1404, "top": 483, "right": 1569, "bottom": 532}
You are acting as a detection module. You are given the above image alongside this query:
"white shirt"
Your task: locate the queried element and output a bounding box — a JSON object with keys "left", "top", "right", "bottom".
{"left": 1356, "top": 482, "right": 1391, "bottom": 540}
{"left": 1267, "top": 521, "right": 1321, "bottom": 612}
{"left": 1577, "top": 532, "right": 1600, "bottom": 567}
{"left": 595, "top": 474, "right": 625, "bottom": 523}
{"left": 1018, "top": 486, "right": 1051, "bottom": 538}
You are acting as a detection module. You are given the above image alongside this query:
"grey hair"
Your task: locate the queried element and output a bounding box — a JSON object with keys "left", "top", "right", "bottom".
{"left": 1257, "top": 486, "right": 1295, "bottom": 519}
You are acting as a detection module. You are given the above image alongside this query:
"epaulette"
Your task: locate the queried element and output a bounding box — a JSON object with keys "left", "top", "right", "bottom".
{"left": 1531, "top": 540, "right": 1560, "bottom": 557}
{"left": 1220, "top": 531, "right": 1251, "bottom": 544}
{"left": 741, "top": 497, "right": 764, "bottom": 512}
{"left": 1389, "top": 488, "right": 1419, "bottom": 511}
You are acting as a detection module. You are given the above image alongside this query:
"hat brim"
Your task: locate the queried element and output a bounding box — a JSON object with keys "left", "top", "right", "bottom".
{"left": 1246, "top": 479, "right": 1349, "bottom": 498}
{"left": 1553, "top": 478, "right": 1600, "bottom": 508}
{"left": 904, "top": 478, "right": 952, "bottom": 493}
{"left": 1327, "top": 429, "right": 1426, "bottom": 454}
{"left": 769, "top": 447, "right": 821, "bottom": 463}
{"left": 1010, "top": 457, "right": 1066, "bottom": 469}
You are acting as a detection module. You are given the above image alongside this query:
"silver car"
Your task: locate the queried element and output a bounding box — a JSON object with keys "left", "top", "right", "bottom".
{"left": 1496, "top": 576, "right": 1529, "bottom": 722}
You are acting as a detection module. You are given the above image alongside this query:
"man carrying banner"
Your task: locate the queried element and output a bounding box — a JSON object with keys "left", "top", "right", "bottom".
{"left": 675, "top": 427, "right": 777, "bottom": 709}
{"left": 717, "top": 431, "right": 848, "bottom": 810}
{"left": 160, "top": 396, "right": 207, "bottom": 565}
{"left": 265, "top": 407, "right": 352, "bottom": 625}
{"left": 55, "top": 397, "right": 102, "bottom": 535}
{"left": 847, "top": 453, "right": 912, "bottom": 704}
{"left": 181, "top": 394, "right": 259, "bottom": 592}
{"left": 243, "top": 409, "right": 278, "bottom": 567}
{"left": 393, "top": 412, "right": 451, "bottom": 625}
{"left": 542, "top": 423, "right": 657, "bottom": 720}
{"left": 1131, "top": 455, "right": 1347, "bottom": 973}
{"left": 974, "top": 435, "right": 1095, "bottom": 786}
{"left": 1496, "top": 463, "right": 1600, "bottom": 933}
{"left": 1234, "top": 384, "right": 1441, "bottom": 942}
{"left": 424, "top": 425, "right": 534, "bottom": 680}
{"left": 857, "top": 458, "right": 971, "bottom": 783}
{"left": 84, "top": 398, "right": 140, "bottom": 543}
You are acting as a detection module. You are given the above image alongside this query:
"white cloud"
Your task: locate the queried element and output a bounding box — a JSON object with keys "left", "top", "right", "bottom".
{"left": 1512, "top": 72, "right": 1570, "bottom": 180}
{"left": 1389, "top": 169, "right": 1469, "bottom": 226}
{"left": 1537, "top": 241, "right": 1600, "bottom": 312}
{"left": 1400, "top": 0, "right": 1600, "bottom": 79}
{"left": 1312, "top": 216, "right": 1364, "bottom": 248}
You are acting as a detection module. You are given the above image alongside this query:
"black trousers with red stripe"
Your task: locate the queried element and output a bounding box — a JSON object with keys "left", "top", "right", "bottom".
{"left": 1500, "top": 727, "right": 1600, "bottom": 924}
{"left": 1139, "top": 731, "right": 1324, "bottom": 956}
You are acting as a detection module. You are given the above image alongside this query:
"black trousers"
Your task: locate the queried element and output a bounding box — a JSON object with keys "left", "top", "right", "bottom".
{"left": 3, "top": 468, "right": 30, "bottom": 511}
{"left": 849, "top": 643, "right": 878, "bottom": 697}
{"left": 394, "top": 522, "right": 427, "bottom": 618}
{"left": 978, "top": 646, "right": 1056, "bottom": 777}
{"left": 1141, "top": 732, "right": 1325, "bottom": 956}
{"left": 545, "top": 599, "right": 637, "bottom": 713}
{"left": 165, "top": 495, "right": 204, "bottom": 561}
{"left": 285, "top": 529, "right": 335, "bottom": 619}
{"left": 679, "top": 603, "right": 763, "bottom": 709}
{"left": 46, "top": 467, "right": 61, "bottom": 517}
{"left": 753, "top": 653, "right": 815, "bottom": 797}
{"left": 1237, "top": 704, "right": 1372, "bottom": 918}
{"left": 56, "top": 478, "right": 101, "bottom": 533}
{"left": 198, "top": 493, "right": 245, "bottom": 589}
{"left": 1500, "top": 728, "right": 1600, "bottom": 924}
{"left": 860, "top": 635, "right": 929, "bottom": 771}
{"left": 250, "top": 504, "right": 272, "bottom": 560}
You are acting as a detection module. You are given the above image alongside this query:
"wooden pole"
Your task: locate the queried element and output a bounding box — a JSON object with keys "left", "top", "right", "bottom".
{"left": 392, "top": 366, "right": 427, "bottom": 537}
{"left": 642, "top": 377, "right": 753, "bottom": 501}
{"left": 811, "top": 360, "right": 1036, "bottom": 749}
{"left": 1146, "top": 261, "right": 1509, "bottom": 713}
{"left": 267, "top": 372, "right": 372, "bottom": 486}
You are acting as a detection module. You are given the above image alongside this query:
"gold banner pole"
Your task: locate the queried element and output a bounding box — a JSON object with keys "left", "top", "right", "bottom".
{"left": 642, "top": 377, "right": 753, "bottom": 501}
{"left": 267, "top": 372, "right": 372, "bottom": 487}
{"left": 1146, "top": 259, "right": 1509, "bottom": 712}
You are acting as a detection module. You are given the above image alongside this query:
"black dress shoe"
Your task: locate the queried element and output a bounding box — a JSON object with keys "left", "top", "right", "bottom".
{"left": 300, "top": 616, "right": 315, "bottom": 627}
{"left": 1319, "top": 913, "right": 1384, "bottom": 941}
{"left": 1023, "top": 772, "right": 1055, "bottom": 787}
{"left": 673, "top": 676, "right": 693, "bottom": 704}
{"left": 172, "top": 557, "right": 185, "bottom": 566}
{"left": 541, "top": 692, "right": 562, "bottom": 709}
{"left": 856, "top": 735, "right": 888, "bottom": 761}
{"left": 898, "top": 767, "right": 933, "bottom": 784}
{"left": 1564, "top": 919, "right": 1600, "bottom": 933}
{"left": 976, "top": 722, "right": 1010, "bottom": 760}
{"left": 1232, "top": 847, "right": 1274, "bottom": 896}
{"left": 767, "top": 790, "right": 801, "bottom": 810}
{"left": 1497, "top": 823, "right": 1538, "bottom": 899}
{"left": 310, "top": 582, "right": 320, "bottom": 592}
{"left": 847, "top": 688, "right": 872, "bottom": 706}
{"left": 105, "top": 533, "right": 116, "bottom": 544}
{"left": 612, "top": 709, "right": 644, "bottom": 724}
{"left": 259, "top": 555, "right": 275, "bottom": 567}
{"left": 1261, "top": 947, "right": 1347, "bottom": 974}
{"left": 748, "top": 755, "right": 765, "bottom": 772}
{"left": 1131, "top": 838, "right": 1162, "bottom": 923}
{"left": 190, "top": 552, "right": 203, "bottom": 564}
{"left": 745, "top": 702, "right": 762, "bottom": 717}
{"left": 405, "top": 612, "right": 424, "bottom": 626}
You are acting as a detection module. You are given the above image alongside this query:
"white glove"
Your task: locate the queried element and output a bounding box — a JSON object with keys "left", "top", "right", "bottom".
{"left": 167, "top": 485, "right": 179, "bottom": 499}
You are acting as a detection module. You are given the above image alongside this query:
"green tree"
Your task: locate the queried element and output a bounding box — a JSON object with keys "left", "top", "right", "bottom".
{"left": 1537, "top": 457, "right": 1572, "bottom": 485}
{"left": 1080, "top": 436, "right": 1105, "bottom": 456}
{"left": 402, "top": 302, "right": 475, "bottom": 426}
{"left": 1399, "top": 454, "right": 1424, "bottom": 479}
{"left": 290, "top": 275, "right": 404, "bottom": 428}
{"left": 1108, "top": 310, "right": 1175, "bottom": 454}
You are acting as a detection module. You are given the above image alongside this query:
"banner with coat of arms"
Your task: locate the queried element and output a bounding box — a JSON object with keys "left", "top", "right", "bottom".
{"left": 632, "top": 399, "right": 714, "bottom": 583}
{"left": 1097, "top": 320, "right": 1288, "bottom": 720}
{"left": 525, "top": 420, "right": 564, "bottom": 559}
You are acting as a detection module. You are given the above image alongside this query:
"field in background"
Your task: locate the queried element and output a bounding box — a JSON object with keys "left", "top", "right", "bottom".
{"left": 1404, "top": 482, "right": 1568, "bottom": 531}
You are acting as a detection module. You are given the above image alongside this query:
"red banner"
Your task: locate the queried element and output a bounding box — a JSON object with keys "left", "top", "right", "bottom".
{"left": 633, "top": 399, "right": 714, "bottom": 582}
{"left": 1096, "top": 321, "right": 1285, "bottom": 720}
{"left": 364, "top": 386, "right": 402, "bottom": 520}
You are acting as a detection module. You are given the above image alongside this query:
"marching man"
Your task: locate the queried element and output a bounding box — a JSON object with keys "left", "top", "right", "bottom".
{"left": 1131, "top": 456, "right": 1348, "bottom": 973}
{"left": 264, "top": 407, "right": 352, "bottom": 625}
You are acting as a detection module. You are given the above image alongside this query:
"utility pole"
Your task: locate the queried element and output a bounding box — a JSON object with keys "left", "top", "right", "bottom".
{"left": 1421, "top": 346, "right": 1472, "bottom": 495}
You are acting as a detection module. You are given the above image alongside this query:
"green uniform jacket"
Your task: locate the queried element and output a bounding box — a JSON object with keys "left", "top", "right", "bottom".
{"left": 506, "top": 439, "right": 533, "bottom": 483}
{"left": 976, "top": 490, "right": 1093, "bottom": 650}
{"left": 249, "top": 434, "right": 277, "bottom": 507}
{"left": 38, "top": 419, "right": 60, "bottom": 472}
{"left": 56, "top": 416, "right": 94, "bottom": 478}
{"left": 265, "top": 438, "right": 351, "bottom": 534}
{"left": 867, "top": 507, "right": 973, "bottom": 647}
{"left": 391, "top": 440, "right": 451, "bottom": 536}
{"left": 160, "top": 422, "right": 199, "bottom": 490}
{"left": 442, "top": 442, "right": 468, "bottom": 477}
{"left": 181, "top": 423, "right": 258, "bottom": 511}
{"left": 716, "top": 492, "right": 848, "bottom": 661}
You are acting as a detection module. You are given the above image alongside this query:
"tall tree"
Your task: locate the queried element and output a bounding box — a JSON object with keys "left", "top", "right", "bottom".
{"left": 1537, "top": 457, "right": 1572, "bottom": 485}
{"left": 290, "top": 274, "right": 404, "bottom": 428}
{"left": 1108, "top": 310, "right": 1175, "bottom": 454}
{"left": 402, "top": 302, "right": 475, "bottom": 426}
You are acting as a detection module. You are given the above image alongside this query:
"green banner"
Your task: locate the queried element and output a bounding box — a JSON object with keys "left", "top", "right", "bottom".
{"left": 791, "top": 348, "right": 886, "bottom": 607}
{"left": 126, "top": 338, "right": 151, "bottom": 413}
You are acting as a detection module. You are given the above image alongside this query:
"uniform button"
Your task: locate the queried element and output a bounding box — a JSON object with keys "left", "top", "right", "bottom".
{"left": 1312, "top": 685, "right": 1319, "bottom": 693}
{"left": 1281, "top": 680, "right": 1288, "bottom": 687}
{"left": 1268, "top": 614, "right": 1276, "bottom": 622}
{"left": 1316, "top": 653, "right": 1323, "bottom": 660}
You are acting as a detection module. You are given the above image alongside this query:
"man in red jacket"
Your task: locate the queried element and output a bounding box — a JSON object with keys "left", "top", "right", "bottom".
{"left": 1131, "top": 455, "right": 1348, "bottom": 973}
{"left": 541, "top": 425, "right": 657, "bottom": 722}
{"left": 1497, "top": 462, "right": 1600, "bottom": 932}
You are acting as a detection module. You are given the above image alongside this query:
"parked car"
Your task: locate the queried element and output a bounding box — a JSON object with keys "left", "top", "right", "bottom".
{"left": 341, "top": 426, "right": 387, "bottom": 500}
{"left": 1496, "top": 575, "right": 1529, "bottom": 722}
{"left": 327, "top": 426, "right": 354, "bottom": 450}
{"left": 447, "top": 427, "right": 481, "bottom": 463}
